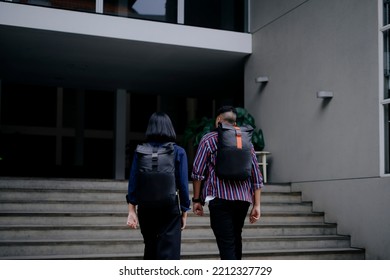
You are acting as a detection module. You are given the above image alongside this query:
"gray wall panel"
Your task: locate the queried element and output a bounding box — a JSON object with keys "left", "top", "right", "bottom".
{"left": 246, "top": 0, "right": 379, "bottom": 182}
{"left": 293, "top": 178, "right": 390, "bottom": 259}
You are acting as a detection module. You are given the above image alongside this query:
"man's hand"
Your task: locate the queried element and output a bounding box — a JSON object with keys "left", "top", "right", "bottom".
{"left": 193, "top": 202, "right": 204, "bottom": 216}
{"left": 249, "top": 205, "right": 261, "bottom": 224}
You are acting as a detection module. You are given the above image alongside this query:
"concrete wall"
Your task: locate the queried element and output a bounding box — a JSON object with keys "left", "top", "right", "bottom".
{"left": 246, "top": 0, "right": 390, "bottom": 259}
{"left": 292, "top": 178, "right": 390, "bottom": 260}
{"left": 246, "top": 0, "right": 379, "bottom": 182}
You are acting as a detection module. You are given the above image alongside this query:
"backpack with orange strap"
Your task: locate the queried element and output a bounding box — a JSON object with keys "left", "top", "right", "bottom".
{"left": 215, "top": 123, "right": 254, "bottom": 180}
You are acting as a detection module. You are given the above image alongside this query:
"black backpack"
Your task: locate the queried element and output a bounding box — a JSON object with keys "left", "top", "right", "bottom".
{"left": 215, "top": 123, "right": 254, "bottom": 180}
{"left": 135, "top": 142, "right": 177, "bottom": 207}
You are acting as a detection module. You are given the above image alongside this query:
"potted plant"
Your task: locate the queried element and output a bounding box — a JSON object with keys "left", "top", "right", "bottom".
{"left": 183, "top": 107, "right": 265, "bottom": 151}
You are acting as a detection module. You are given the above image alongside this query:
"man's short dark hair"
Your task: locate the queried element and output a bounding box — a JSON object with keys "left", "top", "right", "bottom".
{"left": 217, "top": 106, "right": 237, "bottom": 116}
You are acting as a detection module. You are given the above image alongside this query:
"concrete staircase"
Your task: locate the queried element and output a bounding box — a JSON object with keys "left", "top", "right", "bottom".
{"left": 0, "top": 178, "right": 365, "bottom": 260}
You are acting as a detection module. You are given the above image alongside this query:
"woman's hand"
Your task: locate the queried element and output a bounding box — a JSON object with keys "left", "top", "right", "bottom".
{"left": 126, "top": 204, "right": 138, "bottom": 229}
{"left": 181, "top": 211, "right": 188, "bottom": 230}
{"left": 127, "top": 211, "right": 138, "bottom": 229}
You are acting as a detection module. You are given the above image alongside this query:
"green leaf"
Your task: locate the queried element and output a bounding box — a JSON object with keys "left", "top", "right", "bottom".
{"left": 252, "top": 129, "right": 265, "bottom": 150}
{"left": 236, "top": 107, "right": 247, "bottom": 119}
{"left": 245, "top": 114, "right": 256, "bottom": 128}
{"left": 182, "top": 106, "right": 265, "bottom": 150}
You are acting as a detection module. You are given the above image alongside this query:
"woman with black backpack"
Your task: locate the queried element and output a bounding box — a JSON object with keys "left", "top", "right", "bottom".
{"left": 126, "top": 112, "right": 190, "bottom": 260}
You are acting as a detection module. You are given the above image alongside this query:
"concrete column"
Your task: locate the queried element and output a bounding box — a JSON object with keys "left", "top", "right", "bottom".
{"left": 177, "top": 0, "right": 185, "bottom": 24}
{"left": 55, "top": 87, "right": 63, "bottom": 166}
{"left": 220, "top": 0, "right": 234, "bottom": 31}
{"left": 157, "top": 95, "right": 161, "bottom": 111}
{"left": 95, "top": 0, "right": 103, "bottom": 14}
{"left": 186, "top": 97, "right": 197, "bottom": 164}
{"left": 74, "top": 90, "right": 85, "bottom": 167}
{"left": 245, "top": 0, "right": 250, "bottom": 32}
{"left": 113, "top": 89, "right": 127, "bottom": 180}
{"left": 0, "top": 79, "right": 2, "bottom": 125}
{"left": 126, "top": 92, "right": 131, "bottom": 141}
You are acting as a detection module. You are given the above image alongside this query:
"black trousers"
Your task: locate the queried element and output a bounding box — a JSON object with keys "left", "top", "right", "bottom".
{"left": 137, "top": 203, "right": 181, "bottom": 260}
{"left": 208, "top": 197, "right": 250, "bottom": 260}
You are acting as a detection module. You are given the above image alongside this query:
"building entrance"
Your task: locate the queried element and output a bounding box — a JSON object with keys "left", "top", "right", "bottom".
{"left": 0, "top": 81, "right": 235, "bottom": 179}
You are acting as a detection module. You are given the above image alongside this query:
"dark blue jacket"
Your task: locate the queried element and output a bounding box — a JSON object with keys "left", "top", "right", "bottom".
{"left": 127, "top": 142, "right": 190, "bottom": 212}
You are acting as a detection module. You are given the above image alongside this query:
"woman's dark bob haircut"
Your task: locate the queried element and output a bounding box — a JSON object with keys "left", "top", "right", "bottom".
{"left": 145, "top": 112, "right": 176, "bottom": 142}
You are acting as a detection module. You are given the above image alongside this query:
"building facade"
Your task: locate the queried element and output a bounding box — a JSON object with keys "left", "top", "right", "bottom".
{"left": 0, "top": 0, "right": 389, "bottom": 259}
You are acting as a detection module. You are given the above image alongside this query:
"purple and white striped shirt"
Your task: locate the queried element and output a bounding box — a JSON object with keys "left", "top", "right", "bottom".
{"left": 191, "top": 131, "right": 263, "bottom": 204}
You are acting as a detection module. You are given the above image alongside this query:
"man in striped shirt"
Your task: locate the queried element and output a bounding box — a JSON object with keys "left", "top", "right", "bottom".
{"left": 191, "top": 106, "right": 263, "bottom": 260}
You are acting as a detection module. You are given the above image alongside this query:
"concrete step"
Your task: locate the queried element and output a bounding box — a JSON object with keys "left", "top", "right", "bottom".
{"left": 0, "top": 178, "right": 128, "bottom": 190}
{"left": 0, "top": 223, "right": 338, "bottom": 240}
{"left": 0, "top": 182, "right": 300, "bottom": 205}
{"left": 1, "top": 178, "right": 289, "bottom": 193}
{"left": 183, "top": 235, "right": 352, "bottom": 252}
{"left": 183, "top": 247, "right": 365, "bottom": 260}
{"left": 0, "top": 247, "right": 365, "bottom": 260}
{"left": 0, "top": 200, "right": 314, "bottom": 213}
{"left": 0, "top": 211, "right": 326, "bottom": 226}
{"left": 0, "top": 189, "right": 302, "bottom": 204}
{"left": 188, "top": 182, "right": 293, "bottom": 193}
{"left": 0, "top": 235, "right": 352, "bottom": 258}
{"left": 0, "top": 189, "right": 127, "bottom": 201}
{"left": 0, "top": 178, "right": 365, "bottom": 260}
{"left": 0, "top": 200, "right": 129, "bottom": 212}
{"left": 261, "top": 192, "right": 302, "bottom": 203}
{"left": 183, "top": 223, "right": 338, "bottom": 238}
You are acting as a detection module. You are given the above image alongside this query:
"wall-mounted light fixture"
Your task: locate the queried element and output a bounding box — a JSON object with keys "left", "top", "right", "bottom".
{"left": 255, "top": 76, "right": 269, "bottom": 83}
{"left": 317, "top": 91, "right": 334, "bottom": 99}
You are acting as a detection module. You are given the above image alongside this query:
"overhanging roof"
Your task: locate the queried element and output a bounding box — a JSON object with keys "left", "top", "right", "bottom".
{"left": 0, "top": 2, "right": 252, "bottom": 97}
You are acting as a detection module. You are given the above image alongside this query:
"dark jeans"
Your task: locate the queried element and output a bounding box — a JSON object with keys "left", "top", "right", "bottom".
{"left": 208, "top": 197, "right": 250, "bottom": 260}
{"left": 137, "top": 202, "right": 181, "bottom": 260}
